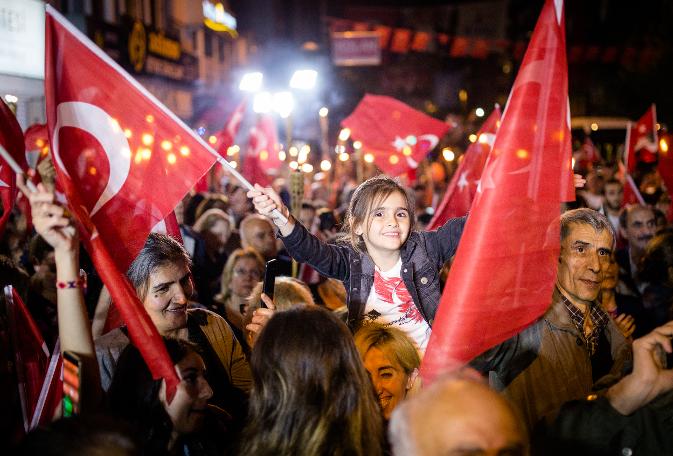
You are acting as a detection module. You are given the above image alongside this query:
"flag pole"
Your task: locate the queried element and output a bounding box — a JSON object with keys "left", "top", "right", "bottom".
{"left": 624, "top": 120, "right": 632, "bottom": 170}
{"left": 206, "top": 146, "right": 288, "bottom": 225}
{"left": 0, "top": 144, "right": 37, "bottom": 192}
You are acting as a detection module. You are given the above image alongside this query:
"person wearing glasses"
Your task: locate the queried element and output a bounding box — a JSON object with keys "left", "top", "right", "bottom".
{"left": 214, "top": 247, "right": 265, "bottom": 348}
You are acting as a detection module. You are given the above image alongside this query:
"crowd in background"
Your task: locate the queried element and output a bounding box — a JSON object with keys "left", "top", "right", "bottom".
{"left": 1, "top": 152, "right": 673, "bottom": 455}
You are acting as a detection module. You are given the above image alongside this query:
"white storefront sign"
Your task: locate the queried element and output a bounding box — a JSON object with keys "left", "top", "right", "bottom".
{"left": 0, "top": 0, "right": 45, "bottom": 79}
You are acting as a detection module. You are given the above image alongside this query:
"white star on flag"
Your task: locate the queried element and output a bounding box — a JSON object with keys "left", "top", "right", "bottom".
{"left": 476, "top": 158, "right": 497, "bottom": 193}
{"left": 457, "top": 171, "right": 470, "bottom": 191}
{"left": 391, "top": 136, "right": 407, "bottom": 151}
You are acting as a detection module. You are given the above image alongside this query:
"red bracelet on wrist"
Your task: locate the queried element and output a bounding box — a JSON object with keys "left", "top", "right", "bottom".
{"left": 57, "top": 278, "right": 85, "bottom": 289}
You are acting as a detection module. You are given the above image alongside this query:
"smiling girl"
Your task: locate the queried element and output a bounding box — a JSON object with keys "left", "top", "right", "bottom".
{"left": 248, "top": 175, "right": 465, "bottom": 353}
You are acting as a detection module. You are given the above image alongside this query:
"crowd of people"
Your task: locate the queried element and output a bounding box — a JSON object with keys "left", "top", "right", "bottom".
{"left": 2, "top": 155, "right": 673, "bottom": 455}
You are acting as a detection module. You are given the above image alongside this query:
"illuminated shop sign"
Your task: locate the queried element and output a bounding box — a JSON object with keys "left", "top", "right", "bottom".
{"left": 202, "top": 1, "right": 237, "bottom": 36}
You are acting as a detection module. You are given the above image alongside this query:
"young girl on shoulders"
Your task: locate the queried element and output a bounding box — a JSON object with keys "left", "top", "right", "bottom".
{"left": 248, "top": 175, "right": 465, "bottom": 353}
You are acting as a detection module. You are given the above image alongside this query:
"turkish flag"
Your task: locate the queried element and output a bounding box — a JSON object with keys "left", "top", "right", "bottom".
{"left": 341, "top": 95, "right": 450, "bottom": 176}
{"left": 0, "top": 100, "right": 26, "bottom": 236}
{"left": 24, "top": 124, "right": 50, "bottom": 172}
{"left": 29, "top": 345, "right": 62, "bottom": 430}
{"left": 422, "top": 0, "right": 573, "bottom": 382}
{"left": 618, "top": 161, "right": 645, "bottom": 207}
{"left": 193, "top": 99, "right": 248, "bottom": 192}
{"left": 427, "top": 106, "right": 500, "bottom": 230}
{"left": 4, "top": 286, "right": 49, "bottom": 432}
{"left": 625, "top": 104, "right": 658, "bottom": 173}
{"left": 46, "top": 7, "right": 219, "bottom": 395}
{"left": 213, "top": 99, "right": 246, "bottom": 158}
{"left": 243, "top": 114, "right": 281, "bottom": 187}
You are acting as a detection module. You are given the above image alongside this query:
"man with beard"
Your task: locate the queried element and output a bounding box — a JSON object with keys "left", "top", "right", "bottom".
{"left": 617, "top": 205, "right": 656, "bottom": 297}
{"left": 600, "top": 179, "right": 623, "bottom": 233}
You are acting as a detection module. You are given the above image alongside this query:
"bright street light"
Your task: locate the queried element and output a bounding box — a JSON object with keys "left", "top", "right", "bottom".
{"left": 289, "top": 69, "right": 317, "bottom": 90}
{"left": 253, "top": 91, "right": 273, "bottom": 113}
{"left": 475, "top": 107, "right": 485, "bottom": 117}
{"left": 239, "top": 72, "right": 263, "bottom": 92}
{"left": 338, "top": 128, "right": 351, "bottom": 142}
{"left": 319, "top": 107, "right": 329, "bottom": 117}
{"left": 273, "top": 91, "right": 294, "bottom": 118}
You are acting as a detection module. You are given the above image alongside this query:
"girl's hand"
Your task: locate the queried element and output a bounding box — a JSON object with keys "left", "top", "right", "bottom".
{"left": 18, "top": 174, "right": 78, "bottom": 254}
{"left": 573, "top": 173, "right": 586, "bottom": 189}
{"left": 246, "top": 184, "right": 294, "bottom": 234}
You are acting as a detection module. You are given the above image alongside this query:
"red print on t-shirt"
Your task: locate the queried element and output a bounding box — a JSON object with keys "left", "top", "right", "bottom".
{"left": 373, "top": 270, "right": 424, "bottom": 323}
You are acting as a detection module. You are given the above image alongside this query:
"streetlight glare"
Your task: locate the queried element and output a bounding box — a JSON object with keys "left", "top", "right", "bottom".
{"left": 338, "top": 128, "right": 351, "bottom": 142}
{"left": 290, "top": 69, "right": 318, "bottom": 90}
{"left": 475, "top": 107, "right": 485, "bottom": 117}
{"left": 239, "top": 72, "right": 263, "bottom": 92}
{"left": 319, "top": 107, "right": 329, "bottom": 117}
{"left": 273, "top": 91, "right": 294, "bottom": 118}
{"left": 253, "top": 91, "right": 273, "bottom": 113}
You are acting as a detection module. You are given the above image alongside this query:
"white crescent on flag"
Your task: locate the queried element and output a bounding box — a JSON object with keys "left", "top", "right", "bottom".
{"left": 52, "top": 101, "right": 132, "bottom": 217}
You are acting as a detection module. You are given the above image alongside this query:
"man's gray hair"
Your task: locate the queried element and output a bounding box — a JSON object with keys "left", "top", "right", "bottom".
{"left": 560, "top": 208, "right": 615, "bottom": 247}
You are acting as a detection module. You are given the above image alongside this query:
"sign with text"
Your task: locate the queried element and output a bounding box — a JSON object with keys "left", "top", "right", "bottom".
{"left": 331, "top": 31, "right": 381, "bottom": 66}
{"left": 0, "top": 0, "right": 44, "bottom": 79}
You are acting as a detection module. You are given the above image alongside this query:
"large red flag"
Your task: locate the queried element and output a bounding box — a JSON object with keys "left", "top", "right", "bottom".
{"left": 422, "top": 0, "right": 573, "bottom": 382}
{"left": 427, "top": 106, "right": 500, "bottom": 230}
{"left": 0, "top": 100, "right": 27, "bottom": 235}
{"left": 625, "top": 104, "right": 658, "bottom": 173}
{"left": 45, "top": 7, "right": 219, "bottom": 394}
{"left": 4, "top": 286, "right": 49, "bottom": 432}
{"left": 243, "top": 115, "right": 282, "bottom": 187}
{"left": 341, "top": 95, "right": 450, "bottom": 176}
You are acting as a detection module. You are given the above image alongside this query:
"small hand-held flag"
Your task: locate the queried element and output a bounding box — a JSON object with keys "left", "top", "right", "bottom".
{"left": 422, "top": 0, "right": 573, "bottom": 382}
{"left": 625, "top": 104, "right": 658, "bottom": 173}
{"left": 243, "top": 114, "right": 282, "bottom": 187}
{"left": 427, "top": 106, "right": 500, "bottom": 230}
{"left": 4, "top": 286, "right": 49, "bottom": 433}
{"left": 0, "top": 100, "right": 28, "bottom": 235}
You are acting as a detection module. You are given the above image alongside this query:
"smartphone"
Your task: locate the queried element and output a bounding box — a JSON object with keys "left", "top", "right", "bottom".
{"left": 260, "top": 259, "right": 278, "bottom": 309}
{"left": 62, "top": 351, "right": 82, "bottom": 417}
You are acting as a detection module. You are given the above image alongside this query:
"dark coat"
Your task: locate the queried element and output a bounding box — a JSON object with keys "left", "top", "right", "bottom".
{"left": 280, "top": 217, "right": 466, "bottom": 329}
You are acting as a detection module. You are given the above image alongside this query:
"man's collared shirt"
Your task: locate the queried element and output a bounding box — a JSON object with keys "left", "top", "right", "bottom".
{"left": 559, "top": 292, "right": 610, "bottom": 355}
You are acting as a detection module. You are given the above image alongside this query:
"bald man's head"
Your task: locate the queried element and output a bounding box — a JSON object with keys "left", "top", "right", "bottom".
{"left": 240, "top": 215, "right": 277, "bottom": 259}
{"left": 389, "top": 374, "right": 527, "bottom": 456}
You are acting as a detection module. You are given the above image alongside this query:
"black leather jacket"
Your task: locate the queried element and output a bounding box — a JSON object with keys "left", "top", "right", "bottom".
{"left": 280, "top": 217, "right": 466, "bottom": 329}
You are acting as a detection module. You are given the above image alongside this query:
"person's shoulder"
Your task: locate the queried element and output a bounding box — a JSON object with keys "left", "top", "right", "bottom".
{"left": 94, "top": 327, "right": 129, "bottom": 351}
{"left": 188, "top": 306, "right": 224, "bottom": 323}
{"left": 188, "top": 307, "right": 234, "bottom": 332}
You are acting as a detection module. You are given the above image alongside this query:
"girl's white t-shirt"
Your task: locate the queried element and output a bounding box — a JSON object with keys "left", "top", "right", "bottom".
{"left": 363, "top": 258, "right": 432, "bottom": 354}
